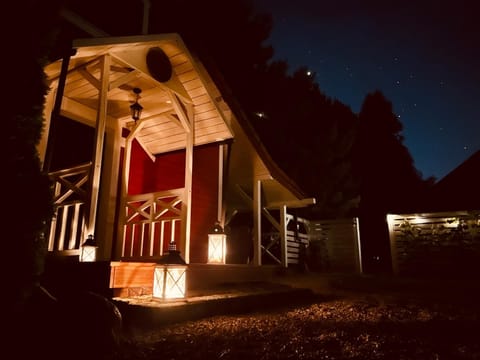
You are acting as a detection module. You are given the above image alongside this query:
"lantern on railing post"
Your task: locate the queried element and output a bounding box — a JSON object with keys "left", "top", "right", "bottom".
{"left": 208, "top": 222, "right": 226, "bottom": 264}
{"left": 79, "top": 234, "right": 98, "bottom": 262}
{"left": 153, "top": 242, "right": 187, "bottom": 300}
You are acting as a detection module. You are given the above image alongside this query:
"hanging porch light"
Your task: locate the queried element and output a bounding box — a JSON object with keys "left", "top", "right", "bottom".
{"left": 153, "top": 242, "right": 187, "bottom": 300}
{"left": 79, "top": 234, "right": 98, "bottom": 262}
{"left": 208, "top": 222, "right": 226, "bottom": 264}
{"left": 130, "top": 87, "right": 143, "bottom": 121}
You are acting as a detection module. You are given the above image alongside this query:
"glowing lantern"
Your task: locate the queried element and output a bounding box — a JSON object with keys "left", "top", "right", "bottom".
{"left": 208, "top": 222, "right": 226, "bottom": 264}
{"left": 153, "top": 242, "right": 187, "bottom": 300}
{"left": 79, "top": 234, "right": 98, "bottom": 262}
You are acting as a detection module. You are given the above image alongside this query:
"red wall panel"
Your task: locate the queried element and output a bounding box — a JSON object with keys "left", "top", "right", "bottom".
{"left": 190, "top": 144, "right": 220, "bottom": 263}
{"left": 126, "top": 142, "right": 220, "bottom": 263}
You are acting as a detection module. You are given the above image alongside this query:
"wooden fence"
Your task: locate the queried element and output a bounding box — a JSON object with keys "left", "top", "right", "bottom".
{"left": 308, "top": 218, "right": 362, "bottom": 273}
{"left": 387, "top": 211, "right": 480, "bottom": 276}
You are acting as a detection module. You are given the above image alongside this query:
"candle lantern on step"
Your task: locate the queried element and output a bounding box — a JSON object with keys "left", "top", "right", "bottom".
{"left": 208, "top": 222, "right": 226, "bottom": 264}
{"left": 79, "top": 234, "right": 98, "bottom": 262}
{"left": 153, "top": 242, "right": 187, "bottom": 299}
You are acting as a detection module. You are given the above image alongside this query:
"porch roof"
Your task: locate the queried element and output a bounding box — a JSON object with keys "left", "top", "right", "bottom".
{"left": 44, "top": 33, "right": 234, "bottom": 156}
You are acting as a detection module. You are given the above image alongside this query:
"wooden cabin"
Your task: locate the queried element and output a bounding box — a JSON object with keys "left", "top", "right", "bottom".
{"left": 40, "top": 34, "right": 315, "bottom": 297}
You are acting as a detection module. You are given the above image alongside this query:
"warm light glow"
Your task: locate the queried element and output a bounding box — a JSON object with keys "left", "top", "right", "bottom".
{"left": 153, "top": 265, "right": 187, "bottom": 299}
{"left": 79, "top": 245, "right": 97, "bottom": 262}
{"left": 208, "top": 233, "right": 227, "bottom": 264}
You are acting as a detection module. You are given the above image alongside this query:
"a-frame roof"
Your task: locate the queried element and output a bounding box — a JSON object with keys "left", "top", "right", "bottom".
{"left": 426, "top": 150, "right": 480, "bottom": 212}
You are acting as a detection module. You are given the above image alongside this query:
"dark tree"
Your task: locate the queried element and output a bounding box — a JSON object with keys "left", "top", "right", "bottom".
{"left": 250, "top": 64, "right": 360, "bottom": 218}
{"left": 353, "top": 90, "right": 430, "bottom": 272}
{"left": 6, "top": 1, "right": 64, "bottom": 306}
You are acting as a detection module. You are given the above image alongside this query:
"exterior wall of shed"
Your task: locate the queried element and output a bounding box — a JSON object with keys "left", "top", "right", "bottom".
{"left": 387, "top": 211, "right": 480, "bottom": 277}
{"left": 126, "top": 141, "right": 220, "bottom": 262}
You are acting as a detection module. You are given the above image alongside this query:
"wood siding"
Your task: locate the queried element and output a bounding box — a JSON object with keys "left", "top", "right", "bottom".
{"left": 387, "top": 211, "right": 480, "bottom": 276}
{"left": 190, "top": 144, "right": 220, "bottom": 263}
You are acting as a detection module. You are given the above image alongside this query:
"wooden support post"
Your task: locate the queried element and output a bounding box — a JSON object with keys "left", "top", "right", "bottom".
{"left": 180, "top": 103, "right": 194, "bottom": 263}
{"left": 86, "top": 54, "right": 110, "bottom": 242}
{"left": 386, "top": 214, "right": 398, "bottom": 275}
{"left": 280, "top": 205, "right": 288, "bottom": 267}
{"left": 252, "top": 179, "right": 262, "bottom": 266}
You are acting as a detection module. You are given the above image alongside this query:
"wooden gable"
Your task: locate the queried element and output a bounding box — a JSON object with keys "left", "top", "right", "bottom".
{"left": 43, "top": 34, "right": 234, "bottom": 158}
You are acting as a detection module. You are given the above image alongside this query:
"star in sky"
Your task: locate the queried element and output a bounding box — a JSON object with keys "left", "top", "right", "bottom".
{"left": 254, "top": 0, "right": 480, "bottom": 181}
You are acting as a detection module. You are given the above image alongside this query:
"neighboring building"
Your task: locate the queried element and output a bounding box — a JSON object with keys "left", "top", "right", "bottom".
{"left": 426, "top": 150, "right": 480, "bottom": 212}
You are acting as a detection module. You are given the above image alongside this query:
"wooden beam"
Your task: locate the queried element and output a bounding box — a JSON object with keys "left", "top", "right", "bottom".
{"left": 266, "top": 197, "right": 316, "bottom": 210}
{"left": 135, "top": 136, "right": 156, "bottom": 162}
{"left": 164, "top": 113, "right": 185, "bottom": 130}
{"left": 168, "top": 91, "right": 191, "bottom": 133}
{"left": 262, "top": 208, "right": 280, "bottom": 231}
{"left": 79, "top": 67, "right": 100, "bottom": 90}
{"left": 109, "top": 69, "right": 141, "bottom": 91}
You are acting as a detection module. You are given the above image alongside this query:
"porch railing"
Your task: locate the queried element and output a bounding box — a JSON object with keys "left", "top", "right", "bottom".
{"left": 47, "top": 162, "right": 91, "bottom": 254}
{"left": 121, "top": 188, "right": 184, "bottom": 259}
{"left": 261, "top": 214, "right": 310, "bottom": 265}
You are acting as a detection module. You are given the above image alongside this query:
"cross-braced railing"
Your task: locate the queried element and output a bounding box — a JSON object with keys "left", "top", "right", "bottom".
{"left": 122, "top": 188, "right": 184, "bottom": 259}
{"left": 47, "top": 162, "right": 92, "bottom": 253}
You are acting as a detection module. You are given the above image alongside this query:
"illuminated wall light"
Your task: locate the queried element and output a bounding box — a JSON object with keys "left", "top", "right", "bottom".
{"left": 79, "top": 234, "right": 98, "bottom": 262}
{"left": 208, "top": 222, "right": 227, "bottom": 264}
{"left": 153, "top": 242, "right": 187, "bottom": 300}
{"left": 444, "top": 217, "right": 460, "bottom": 228}
{"left": 411, "top": 216, "right": 428, "bottom": 225}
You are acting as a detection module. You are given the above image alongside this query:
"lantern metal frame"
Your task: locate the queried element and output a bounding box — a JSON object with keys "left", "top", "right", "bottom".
{"left": 153, "top": 243, "right": 188, "bottom": 300}
{"left": 207, "top": 222, "right": 227, "bottom": 264}
{"left": 130, "top": 87, "right": 143, "bottom": 121}
{"left": 79, "top": 234, "right": 98, "bottom": 262}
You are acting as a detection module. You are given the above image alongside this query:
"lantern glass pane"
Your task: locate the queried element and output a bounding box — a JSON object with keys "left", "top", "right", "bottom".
{"left": 208, "top": 234, "right": 226, "bottom": 264}
{"left": 165, "top": 267, "right": 186, "bottom": 299}
{"left": 153, "top": 266, "right": 186, "bottom": 299}
{"left": 153, "top": 267, "right": 166, "bottom": 298}
{"left": 79, "top": 245, "right": 97, "bottom": 262}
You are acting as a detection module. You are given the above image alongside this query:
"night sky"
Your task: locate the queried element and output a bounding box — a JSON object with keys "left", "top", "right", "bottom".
{"left": 253, "top": 0, "right": 480, "bottom": 181}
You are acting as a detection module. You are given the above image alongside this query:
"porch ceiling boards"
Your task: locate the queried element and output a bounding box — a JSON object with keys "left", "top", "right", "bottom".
{"left": 44, "top": 34, "right": 234, "bottom": 156}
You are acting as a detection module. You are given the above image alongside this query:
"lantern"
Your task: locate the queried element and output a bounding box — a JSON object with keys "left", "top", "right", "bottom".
{"left": 130, "top": 87, "right": 143, "bottom": 121}
{"left": 208, "top": 222, "right": 226, "bottom": 264}
{"left": 79, "top": 234, "right": 98, "bottom": 262}
{"left": 153, "top": 242, "right": 187, "bottom": 300}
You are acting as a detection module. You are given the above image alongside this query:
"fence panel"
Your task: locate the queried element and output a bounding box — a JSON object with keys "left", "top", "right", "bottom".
{"left": 308, "top": 218, "right": 362, "bottom": 273}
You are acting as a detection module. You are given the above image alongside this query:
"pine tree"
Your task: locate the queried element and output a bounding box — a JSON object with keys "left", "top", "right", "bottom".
{"left": 354, "top": 90, "right": 428, "bottom": 272}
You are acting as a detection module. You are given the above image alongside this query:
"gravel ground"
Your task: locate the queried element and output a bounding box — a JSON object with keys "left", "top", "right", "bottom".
{"left": 113, "top": 277, "right": 480, "bottom": 360}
